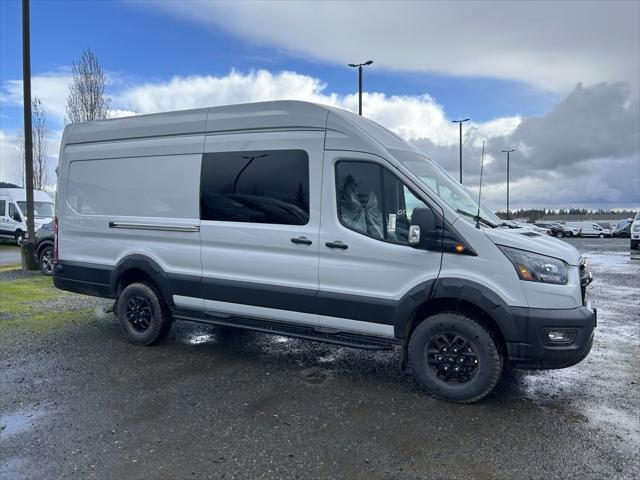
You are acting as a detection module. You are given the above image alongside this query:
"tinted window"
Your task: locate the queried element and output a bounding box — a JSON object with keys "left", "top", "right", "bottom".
{"left": 0, "top": 200, "right": 5, "bottom": 216}
{"left": 9, "top": 203, "right": 21, "bottom": 222}
{"left": 201, "top": 150, "right": 309, "bottom": 225}
{"left": 336, "top": 161, "right": 430, "bottom": 244}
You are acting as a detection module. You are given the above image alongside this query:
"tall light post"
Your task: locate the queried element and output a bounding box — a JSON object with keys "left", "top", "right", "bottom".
{"left": 502, "top": 149, "right": 516, "bottom": 219}
{"left": 452, "top": 118, "right": 469, "bottom": 184}
{"left": 21, "top": 0, "right": 37, "bottom": 270}
{"left": 348, "top": 60, "right": 373, "bottom": 116}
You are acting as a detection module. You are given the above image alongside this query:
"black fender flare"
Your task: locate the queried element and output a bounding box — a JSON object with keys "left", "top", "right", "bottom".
{"left": 395, "top": 277, "right": 523, "bottom": 368}
{"left": 110, "top": 254, "right": 173, "bottom": 306}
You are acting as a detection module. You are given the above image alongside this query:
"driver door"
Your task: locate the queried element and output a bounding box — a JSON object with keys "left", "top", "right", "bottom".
{"left": 317, "top": 152, "right": 443, "bottom": 337}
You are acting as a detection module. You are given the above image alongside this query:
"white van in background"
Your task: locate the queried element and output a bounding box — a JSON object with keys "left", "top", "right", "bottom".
{"left": 0, "top": 186, "right": 55, "bottom": 245}
{"left": 53, "top": 101, "right": 597, "bottom": 403}
{"left": 565, "top": 221, "right": 611, "bottom": 238}
{"left": 631, "top": 212, "right": 640, "bottom": 250}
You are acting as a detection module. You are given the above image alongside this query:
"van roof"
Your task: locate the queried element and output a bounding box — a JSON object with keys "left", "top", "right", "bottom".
{"left": 60, "top": 100, "right": 422, "bottom": 157}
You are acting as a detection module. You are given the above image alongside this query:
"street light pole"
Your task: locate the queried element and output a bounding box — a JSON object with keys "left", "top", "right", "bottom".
{"left": 502, "top": 149, "right": 516, "bottom": 220}
{"left": 452, "top": 118, "right": 469, "bottom": 184}
{"left": 21, "top": 0, "right": 37, "bottom": 270}
{"left": 348, "top": 60, "right": 373, "bottom": 116}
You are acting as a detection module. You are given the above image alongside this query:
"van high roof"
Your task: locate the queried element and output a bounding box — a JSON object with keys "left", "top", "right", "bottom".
{"left": 60, "top": 100, "right": 422, "bottom": 158}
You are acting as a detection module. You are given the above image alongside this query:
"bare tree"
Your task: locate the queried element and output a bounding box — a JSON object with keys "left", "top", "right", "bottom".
{"left": 66, "top": 48, "right": 110, "bottom": 123}
{"left": 17, "top": 97, "right": 48, "bottom": 189}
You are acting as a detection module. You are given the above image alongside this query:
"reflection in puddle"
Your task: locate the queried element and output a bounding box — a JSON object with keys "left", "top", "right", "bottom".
{"left": 271, "top": 336, "right": 290, "bottom": 344}
{"left": 188, "top": 334, "right": 215, "bottom": 345}
{"left": 0, "top": 407, "right": 44, "bottom": 438}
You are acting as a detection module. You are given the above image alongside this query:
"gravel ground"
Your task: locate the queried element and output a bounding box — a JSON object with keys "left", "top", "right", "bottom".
{"left": 0, "top": 238, "right": 638, "bottom": 479}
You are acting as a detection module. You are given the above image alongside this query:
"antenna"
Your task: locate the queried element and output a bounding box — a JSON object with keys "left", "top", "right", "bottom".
{"left": 475, "top": 141, "right": 485, "bottom": 229}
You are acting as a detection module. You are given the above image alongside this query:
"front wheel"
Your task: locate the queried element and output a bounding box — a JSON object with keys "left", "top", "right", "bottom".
{"left": 117, "top": 282, "right": 172, "bottom": 345}
{"left": 599, "top": 233, "right": 605, "bottom": 238}
{"left": 409, "top": 312, "right": 503, "bottom": 403}
{"left": 15, "top": 230, "right": 24, "bottom": 246}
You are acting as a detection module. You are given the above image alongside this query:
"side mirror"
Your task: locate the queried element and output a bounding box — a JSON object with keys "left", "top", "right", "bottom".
{"left": 408, "top": 207, "right": 436, "bottom": 249}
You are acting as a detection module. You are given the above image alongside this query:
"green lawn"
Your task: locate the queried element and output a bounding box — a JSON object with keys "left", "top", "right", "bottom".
{"left": 0, "top": 268, "right": 94, "bottom": 332}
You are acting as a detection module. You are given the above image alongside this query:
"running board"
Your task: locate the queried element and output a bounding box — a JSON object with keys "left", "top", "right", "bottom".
{"left": 172, "top": 308, "right": 398, "bottom": 351}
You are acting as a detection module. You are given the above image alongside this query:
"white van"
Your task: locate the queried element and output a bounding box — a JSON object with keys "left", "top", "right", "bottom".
{"left": 0, "top": 186, "right": 54, "bottom": 245}
{"left": 53, "top": 101, "right": 596, "bottom": 403}
{"left": 565, "top": 221, "right": 610, "bottom": 238}
{"left": 631, "top": 212, "right": 640, "bottom": 249}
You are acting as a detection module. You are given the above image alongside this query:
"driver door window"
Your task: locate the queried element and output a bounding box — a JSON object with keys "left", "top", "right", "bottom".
{"left": 336, "top": 161, "right": 430, "bottom": 245}
{"left": 8, "top": 203, "right": 21, "bottom": 222}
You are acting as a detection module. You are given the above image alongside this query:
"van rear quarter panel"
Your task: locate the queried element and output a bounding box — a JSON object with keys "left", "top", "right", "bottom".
{"left": 57, "top": 135, "right": 204, "bottom": 278}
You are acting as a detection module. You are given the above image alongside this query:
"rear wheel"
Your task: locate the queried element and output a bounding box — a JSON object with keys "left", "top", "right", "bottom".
{"left": 409, "top": 312, "right": 503, "bottom": 403}
{"left": 38, "top": 245, "right": 54, "bottom": 275}
{"left": 117, "top": 282, "right": 172, "bottom": 345}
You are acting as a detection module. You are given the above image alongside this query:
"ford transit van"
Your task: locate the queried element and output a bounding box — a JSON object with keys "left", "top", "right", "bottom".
{"left": 53, "top": 101, "right": 596, "bottom": 403}
{"left": 0, "top": 186, "right": 54, "bottom": 245}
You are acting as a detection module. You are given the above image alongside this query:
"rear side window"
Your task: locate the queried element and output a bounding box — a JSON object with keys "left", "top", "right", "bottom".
{"left": 336, "top": 161, "right": 430, "bottom": 244}
{"left": 200, "top": 150, "right": 309, "bottom": 225}
{"left": 0, "top": 200, "right": 5, "bottom": 216}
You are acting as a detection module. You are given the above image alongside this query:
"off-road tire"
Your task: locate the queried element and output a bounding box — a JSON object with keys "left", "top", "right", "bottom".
{"left": 117, "top": 282, "right": 172, "bottom": 346}
{"left": 409, "top": 312, "right": 503, "bottom": 403}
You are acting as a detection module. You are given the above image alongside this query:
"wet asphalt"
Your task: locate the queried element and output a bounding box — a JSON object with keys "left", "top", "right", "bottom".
{"left": 1, "top": 238, "right": 638, "bottom": 479}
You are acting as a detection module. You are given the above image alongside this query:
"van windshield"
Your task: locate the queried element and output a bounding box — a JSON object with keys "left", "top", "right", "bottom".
{"left": 392, "top": 149, "right": 501, "bottom": 227}
{"left": 17, "top": 201, "right": 54, "bottom": 218}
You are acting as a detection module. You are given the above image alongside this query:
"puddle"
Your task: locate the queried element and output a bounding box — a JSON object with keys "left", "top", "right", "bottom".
{"left": 188, "top": 333, "right": 215, "bottom": 345}
{"left": 0, "top": 407, "right": 45, "bottom": 439}
{"left": 584, "top": 251, "right": 638, "bottom": 273}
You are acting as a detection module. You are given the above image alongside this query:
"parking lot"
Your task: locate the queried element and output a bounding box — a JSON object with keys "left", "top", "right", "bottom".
{"left": 1, "top": 237, "right": 638, "bottom": 479}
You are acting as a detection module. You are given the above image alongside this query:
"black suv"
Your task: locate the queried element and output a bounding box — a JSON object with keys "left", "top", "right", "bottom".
{"left": 535, "top": 222, "right": 574, "bottom": 238}
{"left": 34, "top": 221, "right": 55, "bottom": 275}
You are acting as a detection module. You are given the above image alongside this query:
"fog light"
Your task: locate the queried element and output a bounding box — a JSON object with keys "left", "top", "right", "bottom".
{"left": 543, "top": 328, "right": 577, "bottom": 345}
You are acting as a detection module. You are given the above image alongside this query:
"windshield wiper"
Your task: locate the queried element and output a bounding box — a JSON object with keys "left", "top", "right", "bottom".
{"left": 456, "top": 209, "right": 495, "bottom": 228}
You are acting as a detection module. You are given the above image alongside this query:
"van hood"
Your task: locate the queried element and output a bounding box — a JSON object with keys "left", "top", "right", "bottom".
{"left": 484, "top": 226, "right": 582, "bottom": 266}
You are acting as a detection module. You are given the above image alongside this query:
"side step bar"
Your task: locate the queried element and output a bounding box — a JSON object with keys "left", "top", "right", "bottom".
{"left": 173, "top": 308, "right": 398, "bottom": 351}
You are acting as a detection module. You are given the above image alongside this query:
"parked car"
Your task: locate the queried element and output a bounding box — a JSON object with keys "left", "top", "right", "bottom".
{"left": 631, "top": 212, "right": 640, "bottom": 250}
{"left": 512, "top": 221, "right": 550, "bottom": 235}
{"left": 535, "top": 222, "right": 579, "bottom": 238}
{"left": 565, "top": 221, "right": 611, "bottom": 238}
{"left": 35, "top": 221, "right": 55, "bottom": 275}
{"left": 53, "top": 100, "right": 597, "bottom": 403}
{"left": 612, "top": 219, "right": 632, "bottom": 238}
{"left": 0, "top": 186, "right": 55, "bottom": 245}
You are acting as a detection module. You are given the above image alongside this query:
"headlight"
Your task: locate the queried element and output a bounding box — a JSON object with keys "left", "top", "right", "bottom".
{"left": 498, "top": 246, "right": 568, "bottom": 285}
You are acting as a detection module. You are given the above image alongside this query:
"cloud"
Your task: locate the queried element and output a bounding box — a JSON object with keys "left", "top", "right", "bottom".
{"left": 1, "top": 69, "right": 637, "bottom": 208}
{"left": 0, "top": 71, "right": 72, "bottom": 124}
{"left": 0, "top": 130, "right": 21, "bottom": 185}
{"left": 147, "top": 0, "right": 640, "bottom": 95}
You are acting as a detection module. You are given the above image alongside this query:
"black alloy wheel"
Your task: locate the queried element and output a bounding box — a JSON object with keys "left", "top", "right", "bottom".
{"left": 427, "top": 333, "right": 479, "bottom": 384}
{"left": 125, "top": 296, "right": 153, "bottom": 333}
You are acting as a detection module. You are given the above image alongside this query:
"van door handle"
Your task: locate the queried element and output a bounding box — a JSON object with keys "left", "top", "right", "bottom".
{"left": 291, "top": 236, "right": 312, "bottom": 245}
{"left": 325, "top": 241, "right": 348, "bottom": 250}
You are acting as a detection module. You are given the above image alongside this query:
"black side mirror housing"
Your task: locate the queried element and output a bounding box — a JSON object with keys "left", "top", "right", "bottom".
{"left": 408, "top": 207, "right": 437, "bottom": 250}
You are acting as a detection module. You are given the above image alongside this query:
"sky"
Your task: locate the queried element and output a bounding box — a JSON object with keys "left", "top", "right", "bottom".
{"left": 0, "top": 0, "right": 638, "bottom": 210}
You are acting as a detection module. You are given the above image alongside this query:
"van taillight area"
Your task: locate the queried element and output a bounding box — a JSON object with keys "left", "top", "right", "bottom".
{"left": 54, "top": 215, "right": 59, "bottom": 263}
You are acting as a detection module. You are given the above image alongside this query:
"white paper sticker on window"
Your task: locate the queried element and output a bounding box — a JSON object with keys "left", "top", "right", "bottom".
{"left": 387, "top": 213, "right": 397, "bottom": 233}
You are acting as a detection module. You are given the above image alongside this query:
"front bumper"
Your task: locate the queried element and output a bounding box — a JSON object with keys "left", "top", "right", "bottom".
{"left": 505, "top": 304, "right": 596, "bottom": 369}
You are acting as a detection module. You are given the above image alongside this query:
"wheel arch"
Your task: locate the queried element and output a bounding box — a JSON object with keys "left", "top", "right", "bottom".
{"left": 396, "top": 277, "right": 521, "bottom": 369}
{"left": 110, "top": 254, "right": 173, "bottom": 307}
